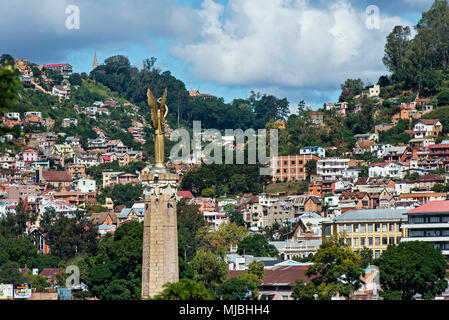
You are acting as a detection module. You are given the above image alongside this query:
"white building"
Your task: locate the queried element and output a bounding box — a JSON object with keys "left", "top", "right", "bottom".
{"left": 369, "top": 162, "right": 405, "bottom": 179}
{"left": 317, "top": 158, "right": 350, "bottom": 181}
{"left": 76, "top": 178, "right": 96, "bottom": 193}
{"left": 413, "top": 119, "right": 442, "bottom": 139}
{"left": 299, "top": 146, "right": 325, "bottom": 158}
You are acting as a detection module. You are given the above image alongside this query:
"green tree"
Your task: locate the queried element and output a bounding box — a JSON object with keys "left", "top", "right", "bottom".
{"left": 190, "top": 249, "right": 228, "bottom": 291}
{"left": 215, "top": 277, "right": 256, "bottom": 300}
{"left": 177, "top": 201, "right": 208, "bottom": 262}
{"left": 86, "top": 221, "right": 143, "bottom": 300}
{"left": 40, "top": 208, "right": 98, "bottom": 260}
{"left": 152, "top": 278, "right": 213, "bottom": 300}
{"left": 375, "top": 241, "right": 448, "bottom": 300}
{"left": 237, "top": 234, "right": 278, "bottom": 257}
{"left": 306, "top": 235, "right": 365, "bottom": 300}
{"left": 356, "top": 247, "right": 374, "bottom": 268}
{"left": 382, "top": 25, "right": 411, "bottom": 81}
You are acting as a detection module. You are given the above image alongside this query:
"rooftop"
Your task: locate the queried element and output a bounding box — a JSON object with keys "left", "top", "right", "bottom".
{"left": 333, "top": 208, "right": 409, "bottom": 222}
{"left": 408, "top": 200, "right": 449, "bottom": 214}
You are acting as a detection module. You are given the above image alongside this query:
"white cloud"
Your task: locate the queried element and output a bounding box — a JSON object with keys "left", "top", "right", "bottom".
{"left": 172, "top": 0, "right": 413, "bottom": 91}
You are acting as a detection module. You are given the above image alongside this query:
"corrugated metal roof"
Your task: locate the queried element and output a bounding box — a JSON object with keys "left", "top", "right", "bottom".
{"left": 334, "top": 209, "right": 408, "bottom": 222}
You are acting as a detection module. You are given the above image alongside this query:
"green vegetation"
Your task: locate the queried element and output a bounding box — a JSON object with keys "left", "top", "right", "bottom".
{"left": 375, "top": 241, "right": 448, "bottom": 300}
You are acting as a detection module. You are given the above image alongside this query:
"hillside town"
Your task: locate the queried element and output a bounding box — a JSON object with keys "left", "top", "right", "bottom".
{"left": 3, "top": 54, "right": 449, "bottom": 300}
{"left": 3, "top": 0, "right": 449, "bottom": 303}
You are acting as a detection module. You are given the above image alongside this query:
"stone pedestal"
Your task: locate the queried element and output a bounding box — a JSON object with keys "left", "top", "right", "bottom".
{"left": 141, "top": 170, "right": 179, "bottom": 299}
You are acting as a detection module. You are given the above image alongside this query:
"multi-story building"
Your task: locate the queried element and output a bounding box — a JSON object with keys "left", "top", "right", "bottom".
{"left": 369, "top": 162, "right": 405, "bottom": 179}
{"left": 299, "top": 146, "right": 325, "bottom": 158}
{"left": 402, "top": 200, "right": 449, "bottom": 256}
{"left": 271, "top": 154, "right": 319, "bottom": 182}
{"left": 322, "top": 208, "right": 408, "bottom": 258}
{"left": 413, "top": 119, "right": 443, "bottom": 139}
{"left": 317, "top": 158, "right": 350, "bottom": 181}
{"left": 43, "top": 63, "right": 73, "bottom": 76}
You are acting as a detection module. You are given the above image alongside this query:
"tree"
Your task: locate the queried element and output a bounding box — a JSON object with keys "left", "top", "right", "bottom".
{"left": 305, "top": 159, "right": 317, "bottom": 179}
{"left": 177, "top": 200, "right": 207, "bottom": 262}
{"left": 306, "top": 235, "right": 365, "bottom": 299}
{"left": 152, "top": 278, "right": 213, "bottom": 300}
{"left": 69, "top": 73, "right": 82, "bottom": 86}
{"left": 196, "top": 221, "right": 249, "bottom": 255}
{"left": 215, "top": 277, "right": 256, "bottom": 300}
{"left": 291, "top": 279, "right": 318, "bottom": 300}
{"left": 224, "top": 204, "right": 245, "bottom": 227}
{"left": 375, "top": 241, "right": 448, "bottom": 300}
{"left": 356, "top": 247, "right": 374, "bottom": 268}
{"left": 110, "top": 183, "right": 142, "bottom": 207}
{"left": 40, "top": 208, "right": 98, "bottom": 260}
{"left": 190, "top": 249, "right": 228, "bottom": 291}
{"left": 437, "top": 90, "right": 449, "bottom": 106}
{"left": 382, "top": 26, "right": 411, "bottom": 81}
{"left": 86, "top": 221, "right": 143, "bottom": 300}
{"left": 237, "top": 234, "right": 278, "bottom": 257}
{"left": 0, "top": 54, "right": 14, "bottom": 66}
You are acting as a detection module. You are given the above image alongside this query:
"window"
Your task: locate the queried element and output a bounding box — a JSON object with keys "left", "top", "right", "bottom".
{"left": 354, "top": 224, "right": 359, "bottom": 233}
{"left": 374, "top": 250, "right": 381, "bottom": 259}
{"left": 282, "top": 296, "right": 289, "bottom": 300}
{"left": 284, "top": 161, "right": 287, "bottom": 165}
{"left": 389, "top": 224, "right": 395, "bottom": 232}
{"left": 375, "top": 237, "right": 380, "bottom": 245}
{"left": 346, "top": 238, "right": 351, "bottom": 245}
{"left": 382, "top": 237, "right": 388, "bottom": 245}
{"left": 360, "top": 224, "right": 366, "bottom": 233}
{"left": 368, "top": 224, "right": 373, "bottom": 232}
{"left": 291, "top": 169, "right": 295, "bottom": 173}
{"left": 353, "top": 238, "right": 359, "bottom": 246}
{"left": 389, "top": 237, "right": 395, "bottom": 245}
{"left": 291, "top": 161, "right": 295, "bottom": 165}
{"left": 430, "top": 216, "right": 440, "bottom": 223}
{"left": 368, "top": 237, "right": 373, "bottom": 245}
{"left": 375, "top": 224, "right": 380, "bottom": 232}
{"left": 339, "top": 225, "right": 344, "bottom": 233}
{"left": 361, "top": 238, "right": 366, "bottom": 246}
{"left": 442, "top": 216, "right": 449, "bottom": 223}
{"left": 346, "top": 225, "right": 351, "bottom": 233}
{"left": 382, "top": 224, "right": 387, "bottom": 232}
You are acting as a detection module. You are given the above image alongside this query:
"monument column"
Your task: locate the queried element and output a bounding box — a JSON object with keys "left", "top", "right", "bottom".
{"left": 141, "top": 170, "right": 179, "bottom": 299}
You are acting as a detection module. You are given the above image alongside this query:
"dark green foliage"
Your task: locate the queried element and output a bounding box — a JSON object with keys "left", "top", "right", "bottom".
{"left": 39, "top": 208, "right": 99, "bottom": 260}
{"left": 109, "top": 183, "right": 142, "bottom": 207}
{"left": 177, "top": 200, "right": 208, "bottom": 262}
{"left": 379, "top": 119, "right": 412, "bottom": 144}
{"left": 180, "top": 164, "right": 269, "bottom": 197}
{"left": 237, "top": 234, "right": 278, "bottom": 257}
{"left": 375, "top": 241, "right": 448, "bottom": 300}
{"left": 86, "top": 221, "right": 143, "bottom": 300}
{"left": 356, "top": 247, "right": 374, "bottom": 268}
{"left": 215, "top": 277, "right": 256, "bottom": 300}
{"left": 152, "top": 278, "right": 213, "bottom": 300}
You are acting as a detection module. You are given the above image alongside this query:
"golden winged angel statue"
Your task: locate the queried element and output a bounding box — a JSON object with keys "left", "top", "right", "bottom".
{"left": 147, "top": 88, "right": 168, "bottom": 169}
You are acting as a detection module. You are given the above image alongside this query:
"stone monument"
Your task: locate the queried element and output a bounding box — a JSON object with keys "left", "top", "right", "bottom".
{"left": 141, "top": 88, "right": 179, "bottom": 299}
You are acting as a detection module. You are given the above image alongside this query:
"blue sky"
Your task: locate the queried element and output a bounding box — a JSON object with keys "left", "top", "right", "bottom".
{"left": 0, "top": 0, "right": 434, "bottom": 111}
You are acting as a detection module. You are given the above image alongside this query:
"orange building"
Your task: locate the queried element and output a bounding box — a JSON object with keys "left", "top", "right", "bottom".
{"left": 271, "top": 154, "right": 319, "bottom": 182}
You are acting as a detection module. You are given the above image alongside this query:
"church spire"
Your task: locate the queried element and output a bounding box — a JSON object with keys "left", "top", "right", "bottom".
{"left": 92, "top": 52, "right": 98, "bottom": 71}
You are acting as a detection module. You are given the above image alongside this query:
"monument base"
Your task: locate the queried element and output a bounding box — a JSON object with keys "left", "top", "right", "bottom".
{"left": 141, "top": 170, "right": 179, "bottom": 299}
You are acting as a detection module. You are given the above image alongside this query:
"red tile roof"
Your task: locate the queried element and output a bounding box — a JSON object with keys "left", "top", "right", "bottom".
{"left": 177, "top": 191, "right": 194, "bottom": 199}
{"left": 42, "top": 171, "right": 72, "bottom": 182}
{"left": 44, "top": 64, "right": 68, "bottom": 67}
{"left": 408, "top": 200, "right": 449, "bottom": 214}
{"left": 229, "top": 266, "right": 311, "bottom": 286}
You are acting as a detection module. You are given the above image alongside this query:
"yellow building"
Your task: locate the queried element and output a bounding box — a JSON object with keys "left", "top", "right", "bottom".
{"left": 102, "top": 171, "right": 124, "bottom": 188}
{"left": 322, "top": 209, "right": 408, "bottom": 258}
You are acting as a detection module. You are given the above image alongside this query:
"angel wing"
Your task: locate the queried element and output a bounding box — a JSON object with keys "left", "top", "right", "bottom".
{"left": 147, "top": 89, "right": 158, "bottom": 129}
{"left": 159, "top": 88, "right": 168, "bottom": 129}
